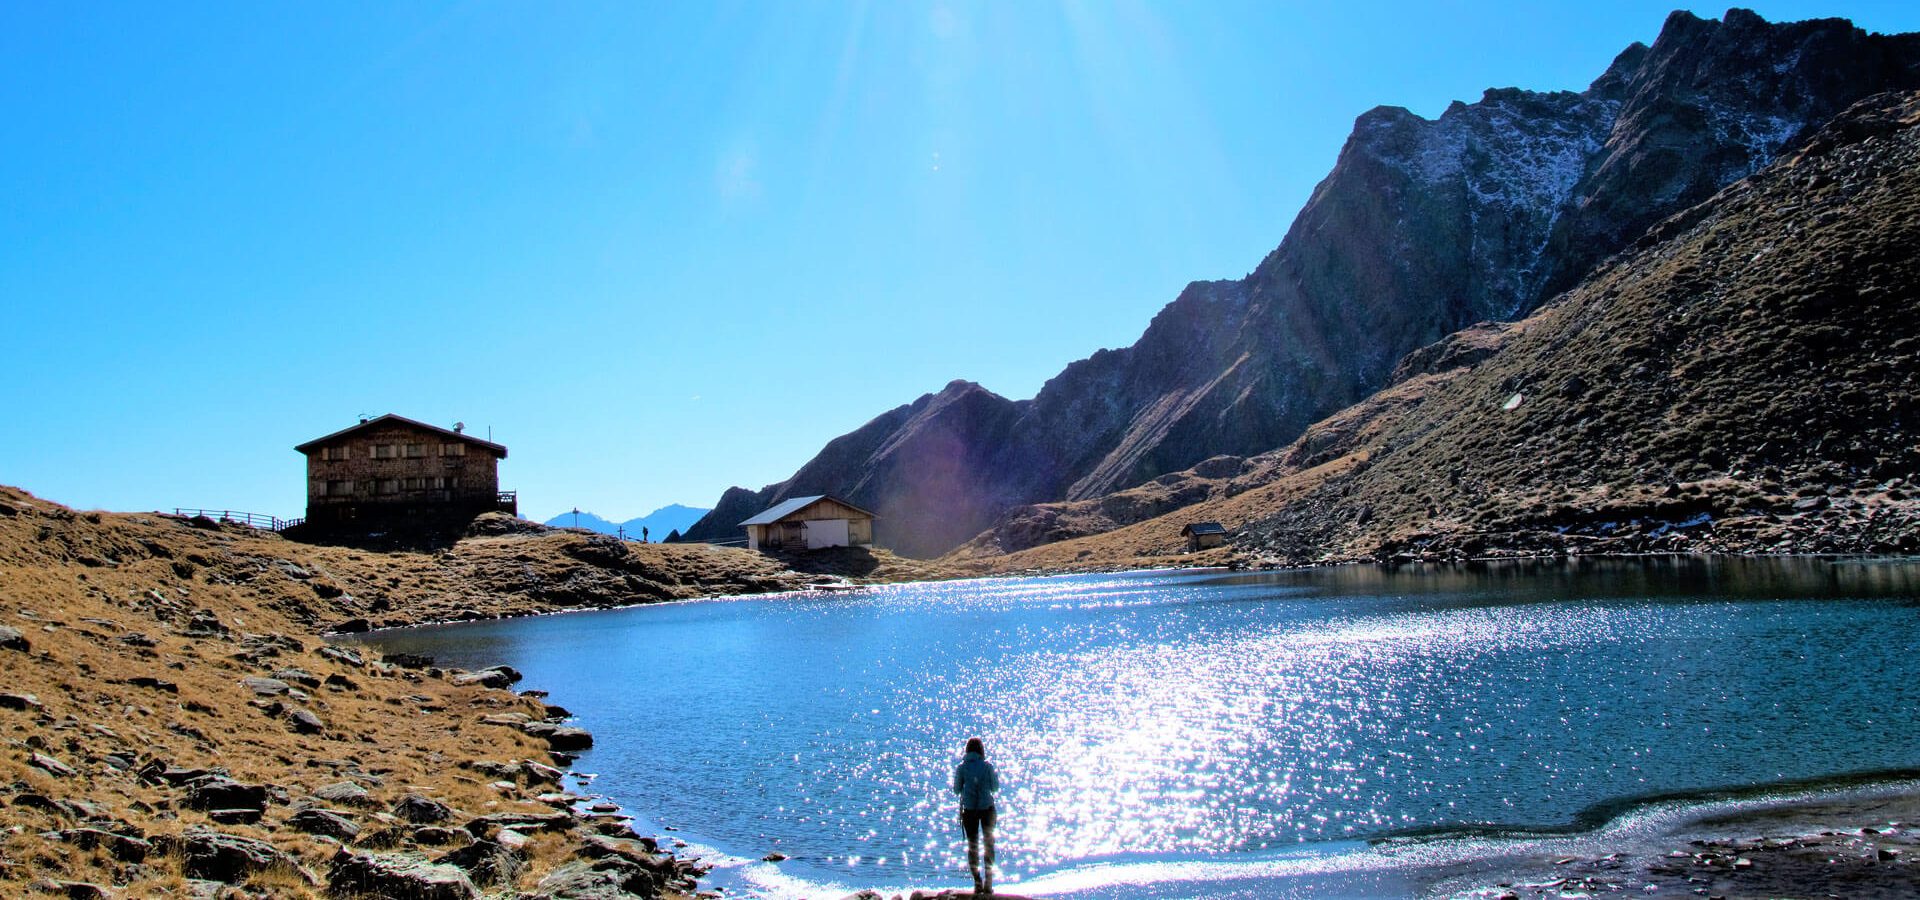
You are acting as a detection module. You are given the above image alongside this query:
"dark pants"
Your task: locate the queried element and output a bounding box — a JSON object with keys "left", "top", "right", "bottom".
{"left": 962, "top": 807, "right": 996, "bottom": 885}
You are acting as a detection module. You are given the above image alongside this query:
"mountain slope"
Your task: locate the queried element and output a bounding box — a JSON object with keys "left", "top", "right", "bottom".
{"left": 963, "top": 89, "right": 1920, "bottom": 570}
{"left": 688, "top": 9, "right": 1920, "bottom": 558}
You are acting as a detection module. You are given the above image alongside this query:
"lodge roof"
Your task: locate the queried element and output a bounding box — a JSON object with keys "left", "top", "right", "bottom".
{"left": 294, "top": 414, "right": 508, "bottom": 457}
{"left": 1181, "top": 522, "right": 1228, "bottom": 536}
{"left": 740, "top": 494, "right": 877, "bottom": 527}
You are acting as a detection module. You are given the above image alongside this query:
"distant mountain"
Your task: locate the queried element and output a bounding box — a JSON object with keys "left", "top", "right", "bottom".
{"left": 543, "top": 504, "right": 710, "bottom": 541}
{"left": 683, "top": 9, "right": 1920, "bottom": 559}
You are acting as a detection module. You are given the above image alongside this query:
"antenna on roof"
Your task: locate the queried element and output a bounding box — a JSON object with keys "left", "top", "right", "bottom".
{"left": 357, "top": 412, "right": 373, "bottom": 423}
{"left": 453, "top": 421, "right": 466, "bottom": 433}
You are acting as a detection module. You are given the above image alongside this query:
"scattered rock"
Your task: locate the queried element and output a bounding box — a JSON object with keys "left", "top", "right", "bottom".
{"left": 526, "top": 859, "right": 659, "bottom": 900}
{"left": 0, "top": 624, "right": 29, "bottom": 651}
{"left": 393, "top": 793, "right": 454, "bottom": 824}
{"left": 0, "top": 692, "right": 42, "bottom": 710}
{"left": 320, "top": 645, "right": 365, "bottom": 666}
{"left": 28, "top": 752, "right": 77, "bottom": 777}
{"left": 464, "top": 811, "right": 576, "bottom": 836}
{"left": 240, "top": 676, "right": 291, "bottom": 696}
{"left": 521, "top": 722, "right": 594, "bottom": 751}
{"left": 126, "top": 675, "right": 178, "bottom": 693}
{"left": 176, "top": 828, "right": 313, "bottom": 885}
{"left": 435, "top": 839, "right": 524, "bottom": 886}
{"left": 287, "top": 706, "right": 326, "bottom": 734}
{"left": 183, "top": 775, "right": 267, "bottom": 813}
{"left": 329, "top": 618, "right": 372, "bottom": 634}
{"left": 412, "top": 825, "right": 471, "bottom": 847}
{"left": 327, "top": 849, "right": 479, "bottom": 900}
{"left": 449, "top": 666, "right": 521, "bottom": 689}
{"left": 206, "top": 807, "right": 263, "bottom": 825}
{"left": 313, "top": 781, "right": 376, "bottom": 808}
{"left": 288, "top": 807, "right": 361, "bottom": 841}
{"left": 58, "top": 828, "right": 151, "bottom": 862}
{"left": 273, "top": 667, "right": 322, "bottom": 687}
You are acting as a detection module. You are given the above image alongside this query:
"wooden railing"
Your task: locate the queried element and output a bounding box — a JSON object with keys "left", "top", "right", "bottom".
{"left": 171, "top": 508, "right": 303, "bottom": 532}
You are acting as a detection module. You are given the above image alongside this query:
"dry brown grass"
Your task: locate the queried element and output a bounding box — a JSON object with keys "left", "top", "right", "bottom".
{"left": 0, "top": 485, "right": 682, "bottom": 896}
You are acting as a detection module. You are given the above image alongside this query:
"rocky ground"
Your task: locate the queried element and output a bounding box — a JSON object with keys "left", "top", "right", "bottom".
{"left": 0, "top": 484, "right": 963, "bottom": 898}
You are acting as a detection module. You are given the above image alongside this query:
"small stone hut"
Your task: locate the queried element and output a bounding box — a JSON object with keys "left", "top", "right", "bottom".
{"left": 1181, "top": 522, "right": 1228, "bottom": 552}
{"left": 741, "top": 495, "right": 876, "bottom": 552}
{"left": 295, "top": 414, "right": 514, "bottom": 528}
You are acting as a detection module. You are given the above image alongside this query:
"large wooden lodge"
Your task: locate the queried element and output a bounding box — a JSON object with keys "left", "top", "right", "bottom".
{"left": 296, "top": 414, "right": 515, "bottom": 528}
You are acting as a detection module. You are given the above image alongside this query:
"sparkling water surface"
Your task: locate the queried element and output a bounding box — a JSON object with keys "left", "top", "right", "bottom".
{"left": 345, "top": 557, "right": 1920, "bottom": 897}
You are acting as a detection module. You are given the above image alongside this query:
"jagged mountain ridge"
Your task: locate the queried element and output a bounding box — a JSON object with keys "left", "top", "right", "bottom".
{"left": 684, "top": 9, "right": 1920, "bottom": 559}
{"left": 961, "top": 89, "right": 1920, "bottom": 568}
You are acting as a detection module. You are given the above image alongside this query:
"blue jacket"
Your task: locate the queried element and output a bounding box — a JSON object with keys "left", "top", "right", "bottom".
{"left": 952, "top": 751, "right": 999, "bottom": 810}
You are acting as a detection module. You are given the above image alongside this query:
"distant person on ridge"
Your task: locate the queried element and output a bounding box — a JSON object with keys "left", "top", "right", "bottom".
{"left": 953, "top": 736, "right": 1000, "bottom": 895}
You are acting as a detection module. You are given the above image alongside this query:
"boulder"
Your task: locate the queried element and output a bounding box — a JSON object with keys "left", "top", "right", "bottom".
{"left": 327, "top": 849, "right": 479, "bottom": 900}
{"left": 330, "top": 618, "right": 372, "bottom": 634}
{"left": 0, "top": 692, "right": 41, "bottom": 710}
{"left": 28, "top": 752, "right": 77, "bottom": 778}
{"left": 184, "top": 776, "right": 268, "bottom": 812}
{"left": 412, "top": 825, "right": 470, "bottom": 847}
{"left": 287, "top": 706, "right": 326, "bottom": 734}
{"left": 313, "top": 781, "right": 375, "bottom": 808}
{"left": 0, "top": 625, "right": 29, "bottom": 651}
{"left": 462, "top": 811, "right": 576, "bottom": 836}
{"left": 434, "top": 839, "right": 524, "bottom": 886}
{"left": 521, "top": 722, "right": 594, "bottom": 751}
{"left": 392, "top": 794, "right": 453, "bottom": 824}
{"left": 579, "top": 833, "right": 677, "bottom": 874}
{"left": 525, "top": 859, "right": 658, "bottom": 900}
{"left": 449, "top": 666, "right": 520, "bottom": 689}
{"left": 240, "top": 676, "right": 291, "bottom": 696}
{"left": 273, "top": 668, "right": 322, "bottom": 687}
{"left": 320, "top": 645, "right": 366, "bottom": 666}
{"left": 177, "top": 829, "right": 312, "bottom": 885}
{"left": 57, "top": 828, "right": 151, "bottom": 862}
{"left": 288, "top": 807, "right": 361, "bottom": 841}
{"left": 207, "top": 808, "right": 263, "bottom": 825}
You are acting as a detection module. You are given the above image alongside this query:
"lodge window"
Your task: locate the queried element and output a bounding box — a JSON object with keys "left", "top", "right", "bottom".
{"left": 326, "top": 479, "right": 353, "bottom": 496}
{"left": 371, "top": 444, "right": 399, "bottom": 460}
{"left": 404, "top": 443, "right": 427, "bottom": 458}
{"left": 440, "top": 443, "right": 466, "bottom": 457}
{"left": 321, "top": 446, "right": 351, "bottom": 461}
{"left": 377, "top": 479, "right": 399, "bottom": 494}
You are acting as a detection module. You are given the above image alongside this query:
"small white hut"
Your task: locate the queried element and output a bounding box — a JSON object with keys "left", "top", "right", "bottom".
{"left": 740, "top": 495, "right": 877, "bottom": 552}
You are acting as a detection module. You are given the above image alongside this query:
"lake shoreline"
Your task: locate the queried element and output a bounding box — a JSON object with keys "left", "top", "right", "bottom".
{"left": 1418, "top": 778, "right": 1920, "bottom": 899}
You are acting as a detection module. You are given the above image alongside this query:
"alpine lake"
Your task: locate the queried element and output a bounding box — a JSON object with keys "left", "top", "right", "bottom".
{"left": 341, "top": 556, "right": 1920, "bottom": 898}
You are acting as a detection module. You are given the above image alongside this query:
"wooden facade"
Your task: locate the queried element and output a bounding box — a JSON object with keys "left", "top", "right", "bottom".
{"left": 741, "top": 495, "right": 876, "bottom": 552}
{"left": 1181, "top": 522, "right": 1228, "bottom": 552}
{"left": 295, "top": 414, "right": 514, "bottom": 528}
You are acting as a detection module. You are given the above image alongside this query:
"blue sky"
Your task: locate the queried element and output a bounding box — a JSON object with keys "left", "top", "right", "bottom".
{"left": 6, "top": 2, "right": 1918, "bottom": 523}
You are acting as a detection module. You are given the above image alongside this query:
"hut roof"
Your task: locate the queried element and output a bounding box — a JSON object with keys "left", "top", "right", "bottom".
{"left": 294, "top": 414, "right": 507, "bottom": 457}
{"left": 1181, "top": 522, "right": 1228, "bottom": 536}
{"left": 740, "top": 494, "right": 877, "bottom": 526}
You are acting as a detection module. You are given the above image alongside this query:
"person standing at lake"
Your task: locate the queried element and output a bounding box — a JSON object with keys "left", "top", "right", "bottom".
{"left": 953, "top": 736, "right": 1000, "bottom": 895}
